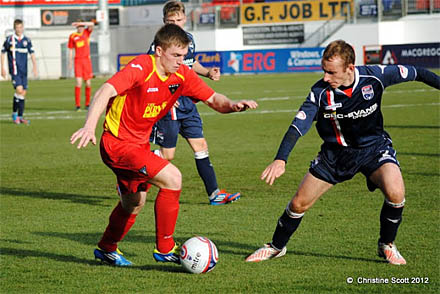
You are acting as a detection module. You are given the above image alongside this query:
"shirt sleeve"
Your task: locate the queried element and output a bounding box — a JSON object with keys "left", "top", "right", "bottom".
{"left": 27, "top": 38, "right": 35, "bottom": 54}
{"left": 181, "top": 67, "right": 215, "bottom": 101}
{"left": 415, "top": 66, "right": 440, "bottom": 89}
{"left": 107, "top": 55, "right": 149, "bottom": 95}
{"left": 378, "top": 65, "right": 417, "bottom": 88}
{"left": 291, "top": 90, "right": 319, "bottom": 136}
{"left": 67, "top": 34, "right": 74, "bottom": 49}
{"left": 2, "top": 38, "right": 9, "bottom": 53}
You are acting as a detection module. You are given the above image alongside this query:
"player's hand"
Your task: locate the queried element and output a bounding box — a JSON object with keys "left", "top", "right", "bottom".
{"left": 261, "top": 160, "right": 286, "bottom": 185}
{"left": 173, "top": 100, "right": 180, "bottom": 108}
{"left": 70, "top": 127, "right": 96, "bottom": 149}
{"left": 232, "top": 100, "right": 258, "bottom": 112}
{"left": 1, "top": 69, "right": 6, "bottom": 79}
{"left": 33, "top": 68, "right": 38, "bottom": 78}
{"left": 208, "top": 67, "right": 220, "bottom": 81}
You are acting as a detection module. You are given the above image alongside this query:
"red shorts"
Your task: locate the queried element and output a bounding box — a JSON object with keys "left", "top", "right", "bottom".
{"left": 74, "top": 57, "right": 93, "bottom": 80}
{"left": 100, "top": 131, "right": 169, "bottom": 195}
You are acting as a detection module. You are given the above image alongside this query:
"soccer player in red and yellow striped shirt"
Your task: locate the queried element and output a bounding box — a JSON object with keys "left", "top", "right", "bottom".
{"left": 70, "top": 24, "right": 257, "bottom": 266}
{"left": 68, "top": 21, "right": 94, "bottom": 111}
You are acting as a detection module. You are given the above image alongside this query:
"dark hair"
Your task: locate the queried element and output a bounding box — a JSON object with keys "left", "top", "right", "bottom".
{"left": 154, "top": 23, "right": 190, "bottom": 51}
{"left": 163, "top": 0, "right": 185, "bottom": 18}
{"left": 322, "top": 40, "right": 355, "bottom": 68}
{"left": 13, "top": 19, "right": 23, "bottom": 28}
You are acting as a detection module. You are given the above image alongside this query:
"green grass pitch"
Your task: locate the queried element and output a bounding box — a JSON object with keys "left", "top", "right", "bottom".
{"left": 0, "top": 72, "right": 439, "bottom": 293}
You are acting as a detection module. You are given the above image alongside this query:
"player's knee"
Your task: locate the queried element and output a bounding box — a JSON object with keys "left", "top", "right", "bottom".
{"left": 384, "top": 184, "right": 405, "bottom": 204}
{"left": 163, "top": 165, "right": 182, "bottom": 190}
{"left": 121, "top": 192, "right": 146, "bottom": 213}
{"left": 289, "top": 198, "right": 310, "bottom": 214}
{"left": 194, "top": 149, "right": 209, "bottom": 160}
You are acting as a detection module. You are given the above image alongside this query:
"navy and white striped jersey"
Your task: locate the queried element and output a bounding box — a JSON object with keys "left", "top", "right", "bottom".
{"left": 147, "top": 31, "right": 198, "bottom": 119}
{"left": 291, "top": 65, "right": 419, "bottom": 148}
{"left": 1, "top": 34, "right": 34, "bottom": 76}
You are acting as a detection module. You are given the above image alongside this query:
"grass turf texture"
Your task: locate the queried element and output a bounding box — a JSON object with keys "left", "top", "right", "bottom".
{"left": 0, "top": 72, "right": 439, "bottom": 293}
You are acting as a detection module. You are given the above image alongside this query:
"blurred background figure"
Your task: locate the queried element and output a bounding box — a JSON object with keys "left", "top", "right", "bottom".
{"left": 68, "top": 20, "right": 94, "bottom": 111}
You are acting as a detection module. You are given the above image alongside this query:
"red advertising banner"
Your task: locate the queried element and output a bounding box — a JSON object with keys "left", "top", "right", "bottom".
{"left": 1, "top": 0, "right": 121, "bottom": 5}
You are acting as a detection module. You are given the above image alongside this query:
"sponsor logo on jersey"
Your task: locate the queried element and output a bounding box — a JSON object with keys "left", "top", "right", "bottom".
{"left": 295, "top": 110, "right": 307, "bottom": 120}
{"left": 147, "top": 87, "right": 158, "bottom": 93}
{"left": 398, "top": 65, "right": 408, "bottom": 79}
{"left": 325, "top": 103, "right": 342, "bottom": 111}
{"left": 143, "top": 102, "right": 168, "bottom": 118}
{"left": 131, "top": 63, "right": 143, "bottom": 71}
{"left": 361, "top": 85, "right": 374, "bottom": 100}
{"left": 323, "top": 103, "right": 378, "bottom": 120}
{"left": 168, "top": 84, "right": 180, "bottom": 94}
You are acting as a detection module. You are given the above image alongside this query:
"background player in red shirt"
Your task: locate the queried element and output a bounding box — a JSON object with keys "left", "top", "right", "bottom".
{"left": 68, "top": 20, "right": 94, "bottom": 111}
{"left": 70, "top": 24, "right": 258, "bottom": 266}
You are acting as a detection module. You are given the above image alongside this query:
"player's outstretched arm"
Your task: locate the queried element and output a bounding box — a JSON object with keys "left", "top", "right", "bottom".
{"left": 204, "top": 93, "right": 258, "bottom": 113}
{"left": 415, "top": 66, "right": 440, "bottom": 89}
{"left": 261, "top": 160, "right": 286, "bottom": 186}
{"left": 261, "top": 125, "right": 302, "bottom": 185}
{"left": 70, "top": 83, "right": 116, "bottom": 149}
{"left": 192, "top": 61, "right": 220, "bottom": 81}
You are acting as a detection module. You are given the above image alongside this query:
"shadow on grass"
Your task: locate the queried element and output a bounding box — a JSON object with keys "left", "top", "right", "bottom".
{"left": 0, "top": 247, "right": 97, "bottom": 266}
{"left": 33, "top": 230, "right": 156, "bottom": 247}
{"left": 0, "top": 187, "right": 113, "bottom": 206}
{"left": 287, "top": 250, "right": 384, "bottom": 264}
{"left": 0, "top": 246, "right": 186, "bottom": 272}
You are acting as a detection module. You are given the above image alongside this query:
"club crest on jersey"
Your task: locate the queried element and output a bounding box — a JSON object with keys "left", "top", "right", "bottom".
{"left": 361, "top": 85, "right": 374, "bottom": 100}
{"left": 143, "top": 102, "right": 168, "bottom": 118}
{"left": 398, "top": 65, "right": 408, "bottom": 79}
{"left": 168, "top": 84, "right": 180, "bottom": 94}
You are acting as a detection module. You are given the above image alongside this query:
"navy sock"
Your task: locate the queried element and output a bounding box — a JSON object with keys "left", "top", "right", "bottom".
{"left": 18, "top": 99, "right": 25, "bottom": 117}
{"left": 379, "top": 200, "right": 404, "bottom": 244}
{"left": 271, "top": 206, "right": 304, "bottom": 250}
{"left": 195, "top": 153, "right": 218, "bottom": 196}
{"left": 12, "top": 96, "right": 19, "bottom": 113}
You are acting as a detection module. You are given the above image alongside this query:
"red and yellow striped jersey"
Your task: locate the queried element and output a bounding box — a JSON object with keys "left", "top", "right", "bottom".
{"left": 104, "top": 54, "right": 214, "bottom": 146}
{"left": 68, "top": 28, "right": 91, "bottom": 59}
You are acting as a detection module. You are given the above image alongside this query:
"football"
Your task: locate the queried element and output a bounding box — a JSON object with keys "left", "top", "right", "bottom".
{"left": 180, "top": 236, "right": 218, "bottom": 274}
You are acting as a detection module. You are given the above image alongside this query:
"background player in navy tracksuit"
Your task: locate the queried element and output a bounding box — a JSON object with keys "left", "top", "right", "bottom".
{"left": 1, "top": 19, "right": 37, "bottom": 125}
{"left": 148, "top": 0, "right": 240, "bottom": 205}
{"left": 246, "top": 40, "right": 439, "bottom": 265}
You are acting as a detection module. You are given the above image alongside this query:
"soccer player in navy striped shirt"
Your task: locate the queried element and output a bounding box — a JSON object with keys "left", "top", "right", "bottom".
{"left": 1, "top": 19, "right": 37, "bottom": 125}
{"left": 246, "top": 40, "right": 439, "bottom": 265}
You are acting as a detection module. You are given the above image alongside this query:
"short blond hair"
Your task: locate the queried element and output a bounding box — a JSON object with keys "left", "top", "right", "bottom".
{"left": 163, "top": 0, "right": 185, "bottom": 18}
{"left": 322, "top": 40, "right": 355, "bottom": 68}
{"left": 154, "top": 23, "right": 190, "bottom": 51}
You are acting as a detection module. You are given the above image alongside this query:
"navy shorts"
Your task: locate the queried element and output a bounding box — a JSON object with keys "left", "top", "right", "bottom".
{"left": 309, "top": 137, "right": 400, "bottom": 191}
{"left": 150, "top": 115, "right": 204, "bottom": 148}
{"left": 11, "top": 73, "right": 28, "bottom": 89}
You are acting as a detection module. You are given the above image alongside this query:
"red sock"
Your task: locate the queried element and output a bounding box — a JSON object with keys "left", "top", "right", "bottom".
{"left": 75, "top": 86, "right": 81, "bottom": 107}
{"left": 154, "top": 188, "right": 181, "bottom": 253}
{"left": 98, "top": 202, "right": 137, "bottom": 252}
{"left": 85, "top": 86, "right": 91, "bottom": 106}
